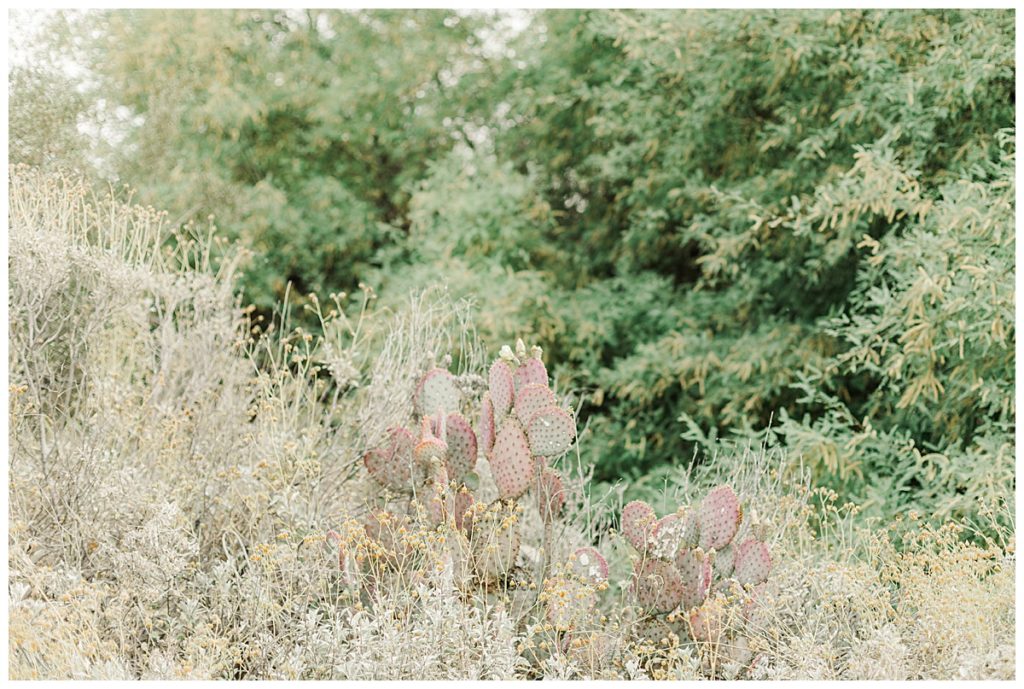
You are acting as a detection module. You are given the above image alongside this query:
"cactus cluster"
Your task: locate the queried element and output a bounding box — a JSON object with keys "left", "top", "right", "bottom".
{"left": 351, "top": 339, "right": 579, "bottom": 591}
{"left": 485, "top": 342, "right": 575, "bottom": 502}
{"left": 336, "top": 341, "right": 770, "bottom": 679}
{"left": 621, "top": 485, "right": 772, "bottom": 678}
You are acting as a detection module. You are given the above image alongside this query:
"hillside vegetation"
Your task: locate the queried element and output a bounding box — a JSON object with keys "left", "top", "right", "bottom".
{"left": 7, "top": 9, "right": 1016, "bottom": 680}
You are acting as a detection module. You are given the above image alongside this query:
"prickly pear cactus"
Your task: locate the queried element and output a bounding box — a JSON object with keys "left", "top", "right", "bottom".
{"left": 488, "top": 360, "right": 515, "bottom": 419}
{"left": 414, "top": 367, "right": 461, "bottom": 418}
{"left": 363, "top": 427, "right": 416, "bottom": 492}
{"left": 674, "top": 547, "right": 713, "bottom": 611}
{"left": 514, "top": 383, "right": 555, "bottom": 425}
{"left": 621, "top": 500, "right": 657, "bottom": 552}
{"left": 434, "top": 411, "right": 477, "bottom": 482}
{"left": 526, "top": 406, "right": 576, "bottom": 457}
{"left": 698, "top": 485, "right": 741, "bottom": 551}
{"left": 354, "top": 341, "right": 594, "bottom": 661}
{"left": 618, "top": 484, "right": 773, "bottom": 679}
{"left": 733, "top": 539, "right": 771, "bottom": 586}
{"left": 491, "top": 419, "right": 534, "bottom": 500}
{"left": 570, "top": 547, "right": 609, "bottom": 584}
{"left": 469, "top": 499, "right": 522, "bottom": 581}
{"left": 478, "top": 393, "right": 496, "bottom": 457}
{"left": 513, "top": 354, "right": 548, "bottom": 390}
{"left": 632, "top": 557, "right": 684, "bottom": 614}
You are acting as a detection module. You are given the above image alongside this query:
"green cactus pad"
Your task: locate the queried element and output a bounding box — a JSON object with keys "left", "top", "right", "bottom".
{"left": 488, "top": 360, "right": 515, "bottom": 419}
{"left": 538, "top": 467, "right": 566, "bottom": 522}
{"left": 632, "top": 557, "right": 684, "bottom": 613}
{"left": 414, "top": 367, "right": 460, "bottom": 418}
{"left": 621, "top": 500, "right": 657, "bottom": 552}
{"left": 571, "top": 547, "right": 609, "bottom": 584}
{"left": 526, "top": 406, "right": 576, "bottom": 457}
{"left": 363, "top": 427, "right": 416, "bottom": 492}
{"left": 733, "top": 539, "right": 771, "bottom": 586}
{"left": 513, "top": 356, "right": 548, "bottom": 390}
{"left": 478, "top": 393, "right": 496, "bottom": 457}
{"left": 698, "top": 485, "right": 741, "bottom": 551}
{"left": 674, "top": 548, "right": 713, "bottom": 611}
{"left": 515, "top": 383, "right": 556, "bottom": 425}
{"left": 491, "top": 419, "right": 535, "bottom": 500}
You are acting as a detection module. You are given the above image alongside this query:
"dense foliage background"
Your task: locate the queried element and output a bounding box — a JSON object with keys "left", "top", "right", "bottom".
{"left": 11, "top": 8, "right": 1015, "bottom": 528}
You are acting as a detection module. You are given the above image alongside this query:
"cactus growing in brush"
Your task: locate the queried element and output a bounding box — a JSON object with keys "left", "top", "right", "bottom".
{"left": 491, "top": 419, "right": 535, "bottom": 501}
{"left": 543, "top": 547, "right": 609, "bottom": 631}
{"left": 355, "top": 340, "right": 579, "bottom": 589}
{"left": 469, "top": 499, "right": 523, "bottom": 581}
{"left": 538, "top": 467, "right": 566, "bottom": 523}
{"left": 363, "top": 427, "right": 416, "bottom": 492}
{"left": 619, "top": 485, "right": 772, "bottom": 677}
{"left": 430, "top": 412, "right": 477, "bottom": 482}
{"left": 414, "top": 367, "right": 461, "bottom": 417}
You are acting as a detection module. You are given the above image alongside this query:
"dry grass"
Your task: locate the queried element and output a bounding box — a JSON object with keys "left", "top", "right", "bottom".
{"left": 7, "top": 167, "right": 1015, "bottom": 680}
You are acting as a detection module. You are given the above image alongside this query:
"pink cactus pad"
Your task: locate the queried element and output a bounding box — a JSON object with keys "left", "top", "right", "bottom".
{"left": 733, "top": 539, "right": 771, "bottom": 586}
{"left": 538, "top": 467, "right": 566, "bottom": 522}
{"left": 414, "top": 367, "right": 460, "bottom": 418}
{"left": 470, "top": 500, "right": 521, "bottom": 580}
{"left": 526, "top": 406, "right": 576, "bottom": 457}
{"left": 632, "top": 558, "right": 684, "bottom": 613}
{"left": 680, "top": 507, "right": 701, "bottom": 548}
{"left": 515, "top": 383, "right": 556, "bottom": 425}
{"left": 514, "top": 356, "right": 548, "bottom": 390}
{"left": 621, "top": 500, "right": 657, "bottom": 552}
{"left": 488, "top": 360, "right": 515, "bottom": 418}
{"left": 674, "top": 548, "right": 713, "bottom": 611}
{"left": 478, "top": 393, "right": 496, "bottom": 457}
{"left": 363, "top": 427, "right": 416, "bottom": 492}
{"left": 440, "top": 412, "right": 477, "bottom": 482}
{"left": 413, "top": 418, "right": 448, "bottom": 472}
{"left": 651, "top": 513, "right": 684, "bottom": 559}
{"left": 713, "top": 543, "right": 735, "bottom": 578}
{"left": 453, "top": 490, "right": 476, "bottom": 534}
{"left": 698, "top": 485, "right": 741, "bottom": 551}
{"left": 490, "top": 419, "right": 535, "bottom": 500}
{"left": 570, "top": 547, "right": 609, "bottom": 584}
{"left": 688, "top": 596, "right": 726, "bottom": 643}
